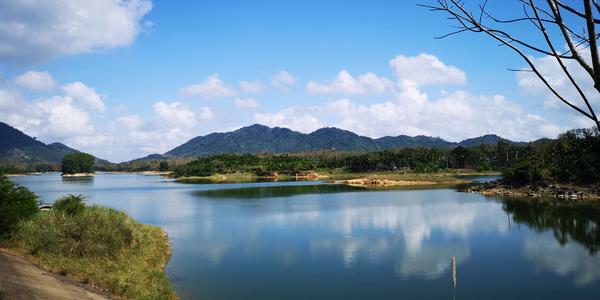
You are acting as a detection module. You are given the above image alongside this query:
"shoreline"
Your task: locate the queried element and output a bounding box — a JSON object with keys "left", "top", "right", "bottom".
{"left": 468, "top": 181, "right": 600, "bottom": 200}
{"left": 176, "top": 170, "right": 492, "bottom": 188}
{"left": 61, "top": 172, "right": 95, "bottom": 177}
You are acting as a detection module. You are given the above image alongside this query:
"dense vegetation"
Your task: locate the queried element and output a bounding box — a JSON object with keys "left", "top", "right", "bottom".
{"left": 0, "top": 175, "right": 38, "bottom": 237}
{"left": 502, "top": 128, "right": 600, "bottom": 186}
{"left": 172, "top": 141, "right": 523, "bottom": 178}
{"left": 61, "top": 152, "right": 95, "bottom": 174}
{"left": 0, "top": 179, "right": 175, "bottom": 299}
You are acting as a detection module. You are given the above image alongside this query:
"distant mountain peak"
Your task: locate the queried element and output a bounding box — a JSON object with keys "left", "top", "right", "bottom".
{"left": 155, "top": 124, "right": 522, "bottom": 160}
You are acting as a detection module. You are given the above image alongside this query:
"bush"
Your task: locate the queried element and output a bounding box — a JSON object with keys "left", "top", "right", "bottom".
{"left": 15, "top": 205, "right": 133, "bottom": 257}
{"left": 62, "top": 152, "right": 95, "bottom": 174}
{"left": 53, "top": 195, "right": 86, "bottom": 215}
{"left": 0, "top": 175, "right": 39, "bottom": 237}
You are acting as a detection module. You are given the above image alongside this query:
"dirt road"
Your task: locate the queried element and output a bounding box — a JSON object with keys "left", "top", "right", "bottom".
{"left": 0, "top": 252, "right": 108, "bottom": 300}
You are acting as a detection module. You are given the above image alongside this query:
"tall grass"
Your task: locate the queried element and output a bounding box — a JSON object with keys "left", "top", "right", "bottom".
{"left": 10, "top": 195, "right": 176, "bottom": 299}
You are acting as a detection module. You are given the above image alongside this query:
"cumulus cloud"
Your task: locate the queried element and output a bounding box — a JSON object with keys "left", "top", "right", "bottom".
{"left": 0, "top": 90, "right": 17, "bottom": 109}
{"left": 235, "top": 97, "right": 259, "bottom": 109}
{"left": 14, "top": 71, "right": 55, "bottom": 90}
{"left": 254, "top": 107, "right": 324, "bottom": 133}
{"left": 239, "top": 80, "right": 266, "bottom": 93}
{"left": 307, "top": 70, "right": 393, "bottom": 94}
{"left": 262, "top": 54, "right": 564, "bottom": 141}
{"left": 390, "top": 53, "right": 467, "bottom": 85}
{"left": 116, "top": 114, "right": 144, "bottom": 129}
{"left": 0, "top": 0, "right": 152, "bottom": 64}
{"left": 180, "top": 74, "right": 237, "bottom": 98}
{"left": 199, "top": 107, "right": 214, "bottom": 120}
{"left": 153, "top": 101, "right": 197, "bottom": 128}
{"left": 272, "top": 71, "right": 296, "bottom": 90}
{"left": 516, "top": 50, "right": 600, "bottom": 116}
{"left": 62, "top": 82, "right": 106, "bottom": 112}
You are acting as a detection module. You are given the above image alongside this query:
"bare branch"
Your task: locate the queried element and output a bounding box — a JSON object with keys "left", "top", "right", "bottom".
{"left": 531, "top": 0, "right": 598, "bottom": 124}
{"left": 424, "top": 0, "right": 598, "bottom": 124}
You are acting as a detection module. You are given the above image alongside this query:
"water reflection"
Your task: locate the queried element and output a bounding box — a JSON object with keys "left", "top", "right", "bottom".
{"left": 524, "top": 234, "right": 600, "bottom": 286}
{"left": 503, "top": 200, "right": 600, "bottom": 254}
{"left": 195, "top": 183, "right": 364, "bottom": 199}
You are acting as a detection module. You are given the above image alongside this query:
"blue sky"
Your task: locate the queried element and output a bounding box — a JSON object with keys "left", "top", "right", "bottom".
{"left": 0, "top": 0, "right": 595, "bottom": 162}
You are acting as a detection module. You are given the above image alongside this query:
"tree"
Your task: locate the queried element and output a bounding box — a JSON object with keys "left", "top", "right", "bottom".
{"left": 0, "top": 175, "right": 38, "bottom": 237}
{"left": 158, "top": 161, "right": 169, "bottom": 171}
{"left": 61, "top": 152, "right": 95, "bottom": 174}
{"left": 422, "top": 0, "right": 600, "bottom": 130}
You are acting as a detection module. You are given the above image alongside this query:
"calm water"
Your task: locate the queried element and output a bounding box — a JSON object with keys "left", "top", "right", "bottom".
{"left": 10, "top": 173, "right": 600, "bottom": 299}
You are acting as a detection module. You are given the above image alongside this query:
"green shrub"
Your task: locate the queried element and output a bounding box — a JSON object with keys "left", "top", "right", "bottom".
{"left": 15, "top": 205, "right": 133, "bottom": 257}
{"left": 53, "top": 195, "right": 85, "bottom": 215}
{"left": 0, "top": 175, "right": 39, "bottom": 237}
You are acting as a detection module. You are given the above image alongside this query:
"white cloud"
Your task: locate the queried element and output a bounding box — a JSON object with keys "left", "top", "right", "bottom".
{"left": 153, "top": 101, "right": 197, "bottom": 128}
{"left": 235, "top": 97, "right": 259, "bottom": 109}
{"left": 14, "top": 71, "right": 55, "bottom": 90}
{"left": 116, "top": 114, "right": 144, "bottom": 129}
{"left": 199, "top": 107, "right": 214, "bottom": 120}
{"left": 390, "top": 53, "right": 467, "bottom": 85}
{"left": 0, "top": 0, "right": 152, "bottom": 64}
{"left": 254, "top": 107, "right": 324, "bottom": 133}
{"left": 22, "top": 96, "right": 95, "bottom": 140}
{"left": 307, "top": 70, "right": 393, "bottom": 94}
{"left": 0, "top": 90, "right": 17, "bottom": 109}
{"left": 180, "top": 74, "right": 237, "bottom": 98}
{"left": 516, "top": 50, "right": 600, "bottom": 116}
{"left": 62, "top": 82, "right": 106, "bottom": 112}
{"left": 239, "top": 80, "right": 266, "bottom": 93}
{"left": 263, "top": 54, "right": 563, "bottom": 141}
{"left": 323, "top": 84, "right": 558, "bottom": 141}
{"left": 272, "top": 71, "right": 296, "bottom": 90}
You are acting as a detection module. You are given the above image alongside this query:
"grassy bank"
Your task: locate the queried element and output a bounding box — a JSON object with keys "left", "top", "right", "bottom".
{"left": 1, "top": 195, "right": 176, "bottom": 299}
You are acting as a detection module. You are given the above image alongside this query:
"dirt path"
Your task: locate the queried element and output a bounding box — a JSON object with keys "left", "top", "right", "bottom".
{"left": 0, "top": 252, "right": 108, "bottom": 300}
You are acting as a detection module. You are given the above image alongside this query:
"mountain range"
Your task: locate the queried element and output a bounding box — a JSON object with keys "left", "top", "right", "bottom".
{"left": 0, "top": 122, "right": 525, "bottom": 164}
{"left": 139, "top": 124, "right": 522, "bottom": 161}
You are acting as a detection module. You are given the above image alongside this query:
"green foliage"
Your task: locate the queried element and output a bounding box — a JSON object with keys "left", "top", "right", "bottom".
{"left": 53, "top": 195, "right": 86, "bottom": 215}
{"left": 61, "top": 152, "right": 95, "bottom": 174}
{"left": 502, "top": 128, "right": 600, "bottom": 185}
{"left": 0, "top": 175, "right": 38, "bottom": 237}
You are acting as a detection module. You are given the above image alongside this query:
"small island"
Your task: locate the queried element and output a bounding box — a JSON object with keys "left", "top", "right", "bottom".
{"left": 61, "top": 152, "right": 96, "bottom": 177}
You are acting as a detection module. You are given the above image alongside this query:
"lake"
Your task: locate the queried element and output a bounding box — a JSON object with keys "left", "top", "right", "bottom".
{"left": 10, "top": 173, "right": 600, "bottom": 299}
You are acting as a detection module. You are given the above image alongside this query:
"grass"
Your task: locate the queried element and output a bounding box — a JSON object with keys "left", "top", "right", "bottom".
{"left": 4, "top": 202, "right": 176, "bottom": 299}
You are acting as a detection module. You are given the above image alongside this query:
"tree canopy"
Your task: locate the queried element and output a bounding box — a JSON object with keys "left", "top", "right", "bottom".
{"left": 61, "top": 152, "right": 95, "bottom": 174}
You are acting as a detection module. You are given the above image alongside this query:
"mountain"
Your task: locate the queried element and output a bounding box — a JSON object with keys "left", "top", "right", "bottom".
{"left": 145, "top": 124, "right": 521, "bottom": 160}
{"left": 457, "top": 134, "right": 525, "bottom": 147}
{"left": 0, "top": 122, "right": 107, "bottom": 165}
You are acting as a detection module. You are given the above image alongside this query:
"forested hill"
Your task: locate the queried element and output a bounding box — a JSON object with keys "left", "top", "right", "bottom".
{"left": 0, "top": 122, "right": 107, "bottom": 165}
{"left": 144, "top": 124, "right": 522, "bottom": 159}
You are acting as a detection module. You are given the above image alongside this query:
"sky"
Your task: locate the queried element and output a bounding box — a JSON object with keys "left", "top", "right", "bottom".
{"left": 0, "top": 0, "right": 597, "bottom": 162}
